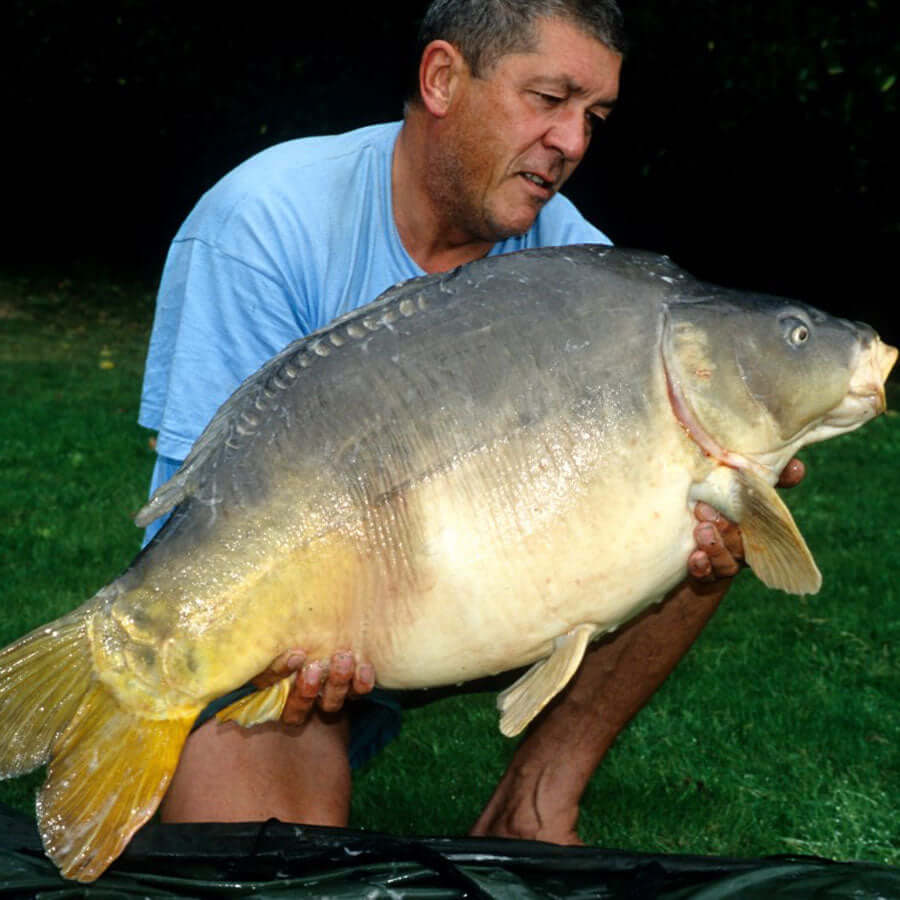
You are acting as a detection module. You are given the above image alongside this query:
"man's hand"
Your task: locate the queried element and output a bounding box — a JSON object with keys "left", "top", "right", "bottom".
{"left": 687, "top": 458, "right": 806, "bottom": 583}
{"left": 251, "top": 650, "right": 376, "bottom": 726}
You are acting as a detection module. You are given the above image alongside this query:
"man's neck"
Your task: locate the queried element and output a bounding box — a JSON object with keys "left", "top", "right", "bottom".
{"left": 391, "top": 119, "right": 494, "bottom": 274}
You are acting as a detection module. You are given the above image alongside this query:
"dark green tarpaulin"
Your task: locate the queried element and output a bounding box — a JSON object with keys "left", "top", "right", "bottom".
{"left": 2, "top": 804, "right": 897, "bottom": 898}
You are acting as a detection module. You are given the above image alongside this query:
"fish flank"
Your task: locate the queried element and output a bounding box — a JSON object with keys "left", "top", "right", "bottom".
{"left": 135, "top": 282, "right": 434, "bottom": 528}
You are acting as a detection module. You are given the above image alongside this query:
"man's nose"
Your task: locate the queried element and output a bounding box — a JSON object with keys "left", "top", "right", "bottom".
{"left": 544, "top": 108, "right": 591, "bottom": 162}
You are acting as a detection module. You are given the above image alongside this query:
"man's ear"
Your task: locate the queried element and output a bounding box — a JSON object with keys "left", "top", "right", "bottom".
{"left": 418, "top": 40, "right": 466, "bottom": 117}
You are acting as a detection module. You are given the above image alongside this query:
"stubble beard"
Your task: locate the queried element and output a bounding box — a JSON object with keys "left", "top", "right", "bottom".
{"left": 430, "top": 132, "right": 539, "bottom": 246}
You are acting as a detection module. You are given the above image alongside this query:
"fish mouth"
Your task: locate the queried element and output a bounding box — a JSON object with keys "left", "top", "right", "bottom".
{"left": 877, "top": 338, "right": 899, "bottom": 386}
{"left": 853, "top": 336, "right": 896, "bottom": 410}
{"left": 827, "top": 337, "right": 897, "bottom": 427}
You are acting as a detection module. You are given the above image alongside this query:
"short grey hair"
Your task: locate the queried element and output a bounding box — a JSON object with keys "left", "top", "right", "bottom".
{"left": 409, "top": 0, "right": 626, "bottom": 100}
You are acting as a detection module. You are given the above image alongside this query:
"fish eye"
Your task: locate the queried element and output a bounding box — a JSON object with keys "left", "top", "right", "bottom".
{"left": 780, "top": 314, "right": 811, "bottom": 347}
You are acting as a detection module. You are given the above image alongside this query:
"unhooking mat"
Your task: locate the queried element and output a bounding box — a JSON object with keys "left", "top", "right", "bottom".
{"left": 1, "top": 803, "right": 898, "bottom": 898}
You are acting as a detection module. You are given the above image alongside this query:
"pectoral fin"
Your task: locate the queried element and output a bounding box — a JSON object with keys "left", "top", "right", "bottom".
{"left": 736, "top": 467, "right": 821, "bottom": 595}
{"left": 496, "top": 624, "right": 595, "bottom": 738}
{"left": 216, "top": 673, "right": 296, "bottom": 727}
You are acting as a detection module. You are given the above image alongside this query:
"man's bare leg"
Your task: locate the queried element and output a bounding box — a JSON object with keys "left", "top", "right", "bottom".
{"left": 160, "top": 711, "right": 352, "bottom": 825}
{"left": 159, "top": 650, "right": 372, "bottom": 825}
{"left": 470, "top": 575, "right": 729, "bottom": 843}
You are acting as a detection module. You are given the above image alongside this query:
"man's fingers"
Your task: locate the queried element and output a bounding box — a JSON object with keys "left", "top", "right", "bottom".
{"left": 777, "top": 457, "right": 806, "bottom": 489}
{"left": 300, "top": 661, "right": 325, "bottom": 698}
{"left": 692, "top": 519, "right": 741, "bottom": 581}
{"left": 352, "top": 662, "right": 376, "bottom": 698}
{"left": 319, "top": 652, "right": 354, "bottom": 713}
{"left": 280, "top": 661, "right": 323, "bottom": 726}
{"left": 687, "top": 548, "right": 713, "bottom": 581}
{"left": 277, "top": 652, "right": 376, "bottom": 722}
{"left": 688, "top": 460, "right": 805, "bottom": 585}
{"left": 281, "top": 689, "right": 316, "bottom": 726}
{"left": 319, "top": 652, "right": 376, "bottom": 710}
{"left": 693, "top": 502, "right": 744, "bottom": 562}
{"left": 252, "top": 649, "right": 377, "bottom": 723}
{"left": 250, "top": 649, "right": 306, "bottom": 689}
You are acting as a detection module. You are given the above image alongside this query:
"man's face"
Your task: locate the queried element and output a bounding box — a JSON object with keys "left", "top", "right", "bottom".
{"left": 435, "top": 17, "right": 622, "bottom": 243}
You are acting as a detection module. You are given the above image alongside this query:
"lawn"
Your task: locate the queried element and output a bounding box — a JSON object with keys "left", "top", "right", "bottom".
{"left": 1, "top": 272, "right": 897, "bottom": 866}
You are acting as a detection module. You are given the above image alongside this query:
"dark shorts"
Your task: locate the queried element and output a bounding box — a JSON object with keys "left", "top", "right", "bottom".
{"left": 193, "top": 672, "right": 516, "bottom": 770}
{"left": 193, "top": 686, "right": 404, "bottom": 770}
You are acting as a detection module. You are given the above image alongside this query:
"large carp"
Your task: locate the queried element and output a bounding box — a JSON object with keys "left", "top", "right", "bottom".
{"left": 0, "top": 246, "right": 896, "bottom": 881}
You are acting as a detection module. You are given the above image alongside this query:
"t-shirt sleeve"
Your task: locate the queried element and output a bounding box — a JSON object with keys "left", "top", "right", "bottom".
{"left": 139, "top": 236, "right": 309, "bottom": 461}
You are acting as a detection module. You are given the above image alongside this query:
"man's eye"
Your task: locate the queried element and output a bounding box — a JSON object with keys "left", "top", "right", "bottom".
{"left": 536, "top": 92, "right": 563, "bottom": 105}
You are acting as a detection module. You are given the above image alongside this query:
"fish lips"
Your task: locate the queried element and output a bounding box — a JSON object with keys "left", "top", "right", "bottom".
{"left": 829, "top": 336, "right": 897, "bottom": 426}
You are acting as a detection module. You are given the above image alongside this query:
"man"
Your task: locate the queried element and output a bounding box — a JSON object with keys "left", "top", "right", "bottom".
{"left": 141, "top": 0, "right": 802, "bottom": 841}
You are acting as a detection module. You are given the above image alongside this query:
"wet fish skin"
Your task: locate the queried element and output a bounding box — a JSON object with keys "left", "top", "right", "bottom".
{"left": 0, "top": 245, "right": 895, "bottom": 881}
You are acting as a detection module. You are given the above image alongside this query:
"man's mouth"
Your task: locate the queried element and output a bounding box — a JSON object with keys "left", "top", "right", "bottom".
{"left": 521, "top": 172, "right": 554, "bottom": 190}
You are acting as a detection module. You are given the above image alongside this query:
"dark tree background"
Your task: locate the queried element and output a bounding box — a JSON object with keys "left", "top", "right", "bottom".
{"left": 4, "top": 0, "right": 898, "bottom": 343}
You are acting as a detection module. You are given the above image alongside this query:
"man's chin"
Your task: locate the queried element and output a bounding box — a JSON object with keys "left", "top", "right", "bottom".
{"left": 485, "top": 207, "right": 544, "bottom": 242}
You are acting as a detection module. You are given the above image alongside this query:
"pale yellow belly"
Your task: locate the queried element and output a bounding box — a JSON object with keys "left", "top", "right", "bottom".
{"left": 361, "top": 441, "right": 700, "bottom": 689}
{"left": 94, "top": 418, "right": 706, "bottom": 709}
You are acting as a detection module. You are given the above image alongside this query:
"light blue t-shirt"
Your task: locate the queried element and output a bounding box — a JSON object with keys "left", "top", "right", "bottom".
{"left": 139, "top": 121, "right": 609, "bottom": 538}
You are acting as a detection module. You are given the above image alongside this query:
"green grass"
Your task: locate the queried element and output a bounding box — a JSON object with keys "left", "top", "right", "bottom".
{"left": 1, "top": 273, "right": 897, "bottom": 866}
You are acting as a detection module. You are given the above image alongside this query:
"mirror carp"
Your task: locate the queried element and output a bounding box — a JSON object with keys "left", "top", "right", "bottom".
{"left": 0, "top": 245, "right": 896, "bottom": 880}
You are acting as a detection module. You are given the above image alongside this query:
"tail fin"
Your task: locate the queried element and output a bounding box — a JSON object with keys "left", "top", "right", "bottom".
{"left": 0, "top": 612, "right": 92, "bottom": 777}
{"left": 0, "top": 612, "right": 194, "bottom": 882}
{"left": 38, "top": 680, "right": 193, "bottom": 882}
